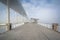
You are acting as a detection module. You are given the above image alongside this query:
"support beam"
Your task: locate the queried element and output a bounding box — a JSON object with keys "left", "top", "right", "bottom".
{"left": 7, "top": 0, "right": 11, "bottom": 31}
{"left": 0, "top": 0, "right": 27, "bottom": 17}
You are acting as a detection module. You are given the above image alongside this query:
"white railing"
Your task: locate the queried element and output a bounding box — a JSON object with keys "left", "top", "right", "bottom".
{"left": 12, "top": 23, "right": 24, "bottom": 29}
{"left": 38, "top": 22, "right": 60, "bottom": 32}
{"left": 38, "top": 22, "right": 52, "bottom": 29}
{"left": 0, "top": 23, "right": 24, "bottom": 33}
{"left": 57, "top": 26, "right": 60, "bottom": 32}
{"left": 0, "top": 24, "right": 6, "bottom": 25}
{"left": 0, "top": 24, "right": 7, "bottom": 33}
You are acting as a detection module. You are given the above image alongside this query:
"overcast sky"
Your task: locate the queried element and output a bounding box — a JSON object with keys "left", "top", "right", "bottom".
{"left": 21, "top": 0, "right": 60, "bottom": 24}
{"left": 0, "top": 0, "right": 60, "bottom": 24}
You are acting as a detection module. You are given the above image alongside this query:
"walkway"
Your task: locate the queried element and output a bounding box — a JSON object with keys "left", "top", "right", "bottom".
{"left": 0, "top": 23, "right": 60, "bottom": 40}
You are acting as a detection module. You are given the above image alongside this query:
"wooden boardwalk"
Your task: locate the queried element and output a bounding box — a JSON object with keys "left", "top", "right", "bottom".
{"left": 0, "top": 23, "right": 60, "bottom": 40}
